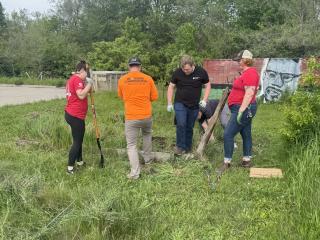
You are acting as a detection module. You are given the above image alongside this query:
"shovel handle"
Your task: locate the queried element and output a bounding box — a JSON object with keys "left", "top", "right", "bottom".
{"left": 90, "top": 89, "right": 100, "bottom": 139}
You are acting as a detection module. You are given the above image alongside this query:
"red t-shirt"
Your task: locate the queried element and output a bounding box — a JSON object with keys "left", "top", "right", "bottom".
{"left": 228, "top": 67, "right": 260, "bottom": 106}
{"left": 65, "top": 75, "right": 88, "bottom": 120}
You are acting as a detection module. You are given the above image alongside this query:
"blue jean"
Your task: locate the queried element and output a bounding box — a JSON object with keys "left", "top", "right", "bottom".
{"left": 224, "top": 103, "right": 257, "bottom": 160}
{"left": 174, "top": 102, "right": 199, "bottom": 151}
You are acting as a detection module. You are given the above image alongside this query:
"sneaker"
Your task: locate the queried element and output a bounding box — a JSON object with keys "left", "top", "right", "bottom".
{"left": 174, "top": 146, "right": 186, "bottom": 155}
{"left": 127, "top": 173, "right": 139, "bottom": 180}
{"left": 241, "top": 160, "right": 251, "bottom": 168}
{"left": 67, "top": 169, "right": 74, "bottom": 175}
{"left": 76, "top": 161, "right": 86, "bottom": 167}
{"left": 144, "top": 158, "right": 154, "bottom": 165}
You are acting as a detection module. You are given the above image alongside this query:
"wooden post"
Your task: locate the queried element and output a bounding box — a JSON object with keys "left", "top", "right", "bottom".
{"left": 196, "top": 87, "right": 230, "bottom": 157}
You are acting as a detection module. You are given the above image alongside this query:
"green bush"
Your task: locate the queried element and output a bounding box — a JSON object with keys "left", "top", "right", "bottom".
{"left": 281, "top": 57, "right": 320, "bottom": 143}
{"left": 300, "top": 56, "right": 320, "bottom": 87}
{"left": 55, "top": 80, "right": 65, "bottom": 88}
{"left": 14, "top": 79, "right": 24, "bottom": 85}
{"left": 281, "top": 91, "right": 320, "bottom": 142}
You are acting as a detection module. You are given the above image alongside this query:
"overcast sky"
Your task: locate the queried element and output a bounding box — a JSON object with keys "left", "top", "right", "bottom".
{"left": 1, "top": 0, "right": 52, "bottom": 14}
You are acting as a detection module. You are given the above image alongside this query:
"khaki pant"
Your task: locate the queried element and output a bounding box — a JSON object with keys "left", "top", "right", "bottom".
{"left": 125, "top": 117, "right": 152, "bottom": 177}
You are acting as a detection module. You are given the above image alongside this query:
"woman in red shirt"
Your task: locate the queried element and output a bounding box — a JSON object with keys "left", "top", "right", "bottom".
{"left": 65, "top": 61, "right": 93, "bottom": 174}
{"left": 222, "top": 50, "right": 259, "bottom": 169}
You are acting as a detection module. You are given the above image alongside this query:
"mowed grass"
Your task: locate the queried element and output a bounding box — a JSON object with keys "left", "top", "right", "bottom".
{"left": 0, "top": 90, "right": 316, "bottom": 239}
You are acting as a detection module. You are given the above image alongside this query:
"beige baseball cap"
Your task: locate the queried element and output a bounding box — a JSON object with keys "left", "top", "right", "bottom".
{"left": 233, "top": 50, "right": 253, "bottom": 61}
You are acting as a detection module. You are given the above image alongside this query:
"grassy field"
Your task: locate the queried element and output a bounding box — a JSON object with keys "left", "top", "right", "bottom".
{"left": 0, "top": 90, "right": 319, "bottom": 239}
{"left": 0, "top": 77, "right": 65, "bottom": 87}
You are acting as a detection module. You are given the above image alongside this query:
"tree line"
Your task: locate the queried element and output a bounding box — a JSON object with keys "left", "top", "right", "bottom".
{"left": 0, "top": 0, "right": 319, "bottom": 81}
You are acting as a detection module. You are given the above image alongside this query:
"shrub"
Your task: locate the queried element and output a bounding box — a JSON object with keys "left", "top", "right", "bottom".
{"left": 281, "top": 91, "right": 320, "bottom": 142}
{"left": 14, "top": 79, "right": 24, "bottom": 85}
{"left": 300, "top": 56, "right": 320, "bottom": 88}
{"left": 55, "top": 80, "right": 65, "bottom": 88}
{"left": 281, "top": 57, "right": 320, "bottom": 143}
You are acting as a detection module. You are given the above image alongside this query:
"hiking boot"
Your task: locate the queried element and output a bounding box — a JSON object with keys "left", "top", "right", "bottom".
{"left": 127, "top": 173, "right": 139, "bottom": 180}
{"left": 241, "top": 160, "right": 252, "bottom": 168}
{"left": 174, "top": 146, "right": 186, "bottom": 155}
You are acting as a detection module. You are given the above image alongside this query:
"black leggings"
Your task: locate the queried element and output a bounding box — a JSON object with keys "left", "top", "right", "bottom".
{"left": 65, "top": 111, "right": 85, "bottom": 166}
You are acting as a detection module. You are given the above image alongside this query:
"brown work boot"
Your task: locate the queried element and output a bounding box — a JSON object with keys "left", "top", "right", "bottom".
{"left": 221, "top": 162, "right": 231, "bottom": 172}
{"left": 218, "top": 162, "right": 231, "bottom": 173}
{"left": 241, "top": 159, "right": 252, "bottom": 168}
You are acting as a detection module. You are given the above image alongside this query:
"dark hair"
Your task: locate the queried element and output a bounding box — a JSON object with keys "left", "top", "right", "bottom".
{"left": 76, "top": 60, "right": 87, "bottom": 72}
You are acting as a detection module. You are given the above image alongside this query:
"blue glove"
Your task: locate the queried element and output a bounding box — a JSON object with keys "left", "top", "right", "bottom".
{"left": 167, "top": 104, "right": 174, "bottom": 112}
{"left": 237, "top": 111, "right": 243, "bottom": 124}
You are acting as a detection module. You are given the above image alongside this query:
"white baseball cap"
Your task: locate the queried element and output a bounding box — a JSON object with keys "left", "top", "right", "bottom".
{"left": 233, "top": 50, "right": 253, "bottom": 61}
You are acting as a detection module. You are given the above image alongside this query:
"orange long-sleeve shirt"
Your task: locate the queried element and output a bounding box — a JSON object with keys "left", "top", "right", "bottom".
{"left": 118, "top": 71, "right": 158, "bottom": 120}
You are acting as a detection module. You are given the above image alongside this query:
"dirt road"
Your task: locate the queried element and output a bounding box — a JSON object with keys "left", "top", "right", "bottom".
{"left": 0, "top": 84, "right": 66, "bottom": 107}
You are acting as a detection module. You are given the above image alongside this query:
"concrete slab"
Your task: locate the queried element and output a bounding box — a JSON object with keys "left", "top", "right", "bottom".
{"left": 0, "top": 84, "right": 66, "bottom": 107}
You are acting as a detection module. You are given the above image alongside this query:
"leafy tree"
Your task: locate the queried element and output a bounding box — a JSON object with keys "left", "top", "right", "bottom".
{"left": 0, "top": 1, "right": 6, "bottom": 31}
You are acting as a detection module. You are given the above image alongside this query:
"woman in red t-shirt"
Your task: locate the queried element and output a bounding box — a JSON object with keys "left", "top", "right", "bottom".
{"left": 65, "top": 61, "right": 94, "bottom": 174}
{"left": 222, "top": 50, "right": 259, "bottom": 170}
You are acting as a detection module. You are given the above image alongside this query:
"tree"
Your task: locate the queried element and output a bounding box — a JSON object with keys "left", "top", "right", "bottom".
{"left": 0, "top": 1, "right": 6, "bottom": 31}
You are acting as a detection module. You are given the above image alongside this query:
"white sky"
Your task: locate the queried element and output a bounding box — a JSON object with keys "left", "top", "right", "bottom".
{"left": 1, "top": 0, "right": 52, "bottom": 14}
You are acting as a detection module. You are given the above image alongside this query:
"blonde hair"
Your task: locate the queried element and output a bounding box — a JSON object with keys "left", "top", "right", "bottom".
{"left": 243, "top": 58, "right": 254, "bottom": 66}
{"left": 180, "top": 55, "right": 195, "bottom": 67}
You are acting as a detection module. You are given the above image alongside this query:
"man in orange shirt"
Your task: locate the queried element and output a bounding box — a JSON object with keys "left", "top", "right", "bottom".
{"left": 118, "top": 57, "right": 158, "bottom": 179}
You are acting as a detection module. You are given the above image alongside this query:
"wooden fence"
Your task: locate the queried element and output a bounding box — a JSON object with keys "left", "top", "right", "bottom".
{"left": 91, "top": 71, "right": 126, "bottom": 91}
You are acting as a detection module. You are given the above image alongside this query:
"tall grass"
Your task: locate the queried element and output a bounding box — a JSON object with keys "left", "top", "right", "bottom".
{"left": 0, "top": 90, "right": 318, "bottom": 239}
{"left": 0, "top": 77, "right": 65, "bottom": 87}
{"left": 286, "top": 136, "right": 320, "bottom": 239}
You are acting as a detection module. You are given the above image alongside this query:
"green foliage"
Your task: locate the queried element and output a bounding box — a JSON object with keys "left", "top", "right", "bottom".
{"left": 300, "top": 56, "right": 320, "bottom": 87}
{"left": 41, "top": 33, "right": 82, "bottom": 77}
{"left": 0, "top": 92, "right": 319, "bottom": 238}
{"left": 175, "top": 23, "right": 197, "bottom": 52}
{"left": 88, "top": 38, "right": 143, "bottom": 71}
{"left": 231, "top": 0, "right": 285, "bottom": 30}
{"left": 281, "top": 58, "right": 320, "bottom": 142}
{"left": 1, "top": 0, "right": 320, "bottom": 78}
{"left": 0, "top": 11, "right": 83, "bottom": 78}
{"left": 0, "top": 1, "right": 6, "bottom": 32}
{"left": 281, "top": 91, "right": 320, "bottom": 142}
{"left": 55, "top": 80, "right": 65, "bottom": 88}
{"left": 286, "top": 138, "right": 320, "bottom": 239}
{"left": 0, "top": 76, "right": 65, "bottom": 86}
{"left": 14, "top": 79, "right": 24, "bottom": 85}
{"left": 0, "top": 92, "right": 290, "bottom": 239}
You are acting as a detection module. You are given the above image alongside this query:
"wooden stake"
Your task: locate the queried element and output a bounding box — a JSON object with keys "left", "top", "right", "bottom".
{"left": 196, "top": 87, "right": 230, "bottom": 157}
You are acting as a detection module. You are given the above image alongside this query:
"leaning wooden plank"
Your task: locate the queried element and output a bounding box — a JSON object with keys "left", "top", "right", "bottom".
{"left": 249, "top": 168, "right": 283, "bottom": 178}
{"left": 196, "top": 87, "right": 230, "bottom": 157}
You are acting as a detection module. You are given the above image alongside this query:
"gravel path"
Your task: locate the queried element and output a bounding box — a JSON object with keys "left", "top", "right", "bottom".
{"left": 0, "top": 84, "right": 66, "bottom": 107}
